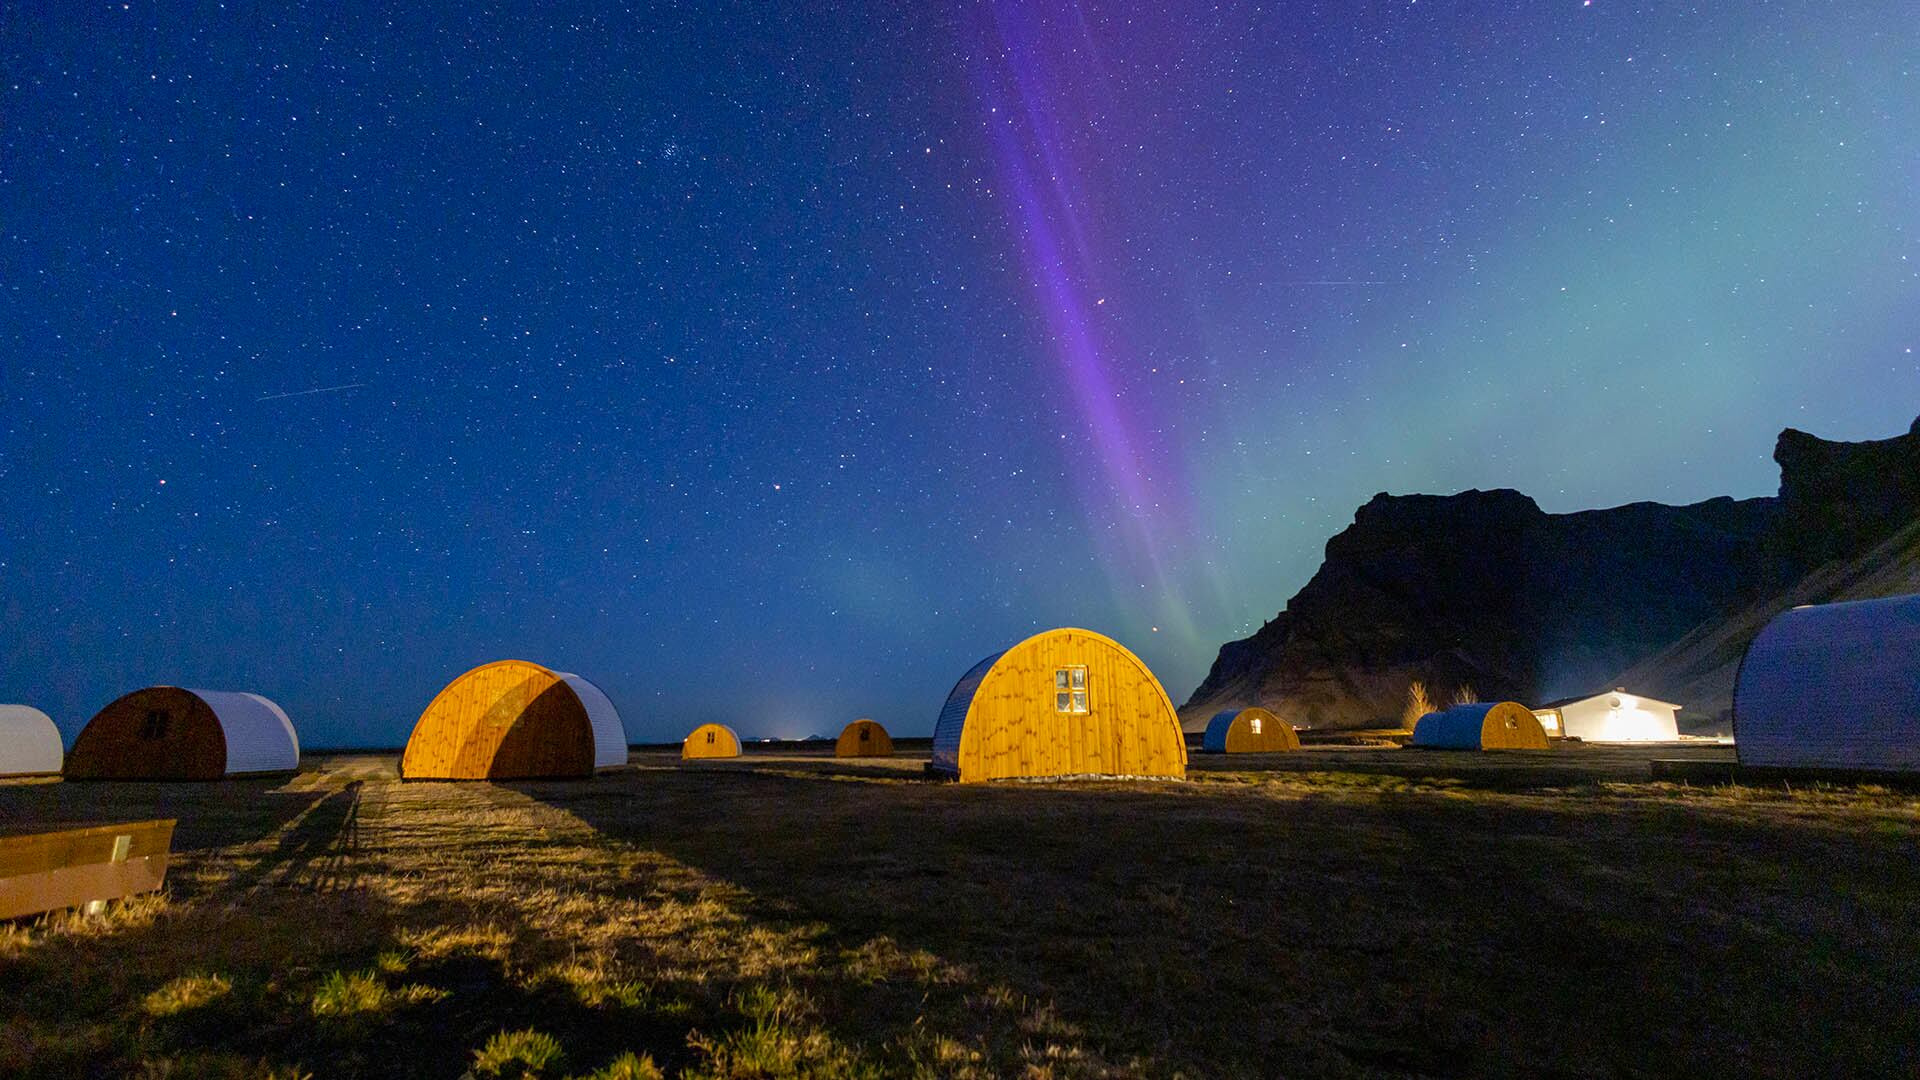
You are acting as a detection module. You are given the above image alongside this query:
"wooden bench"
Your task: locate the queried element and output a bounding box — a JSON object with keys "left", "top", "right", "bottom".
{"left": 0, "top": 819, "right": 176, "bottom": 920}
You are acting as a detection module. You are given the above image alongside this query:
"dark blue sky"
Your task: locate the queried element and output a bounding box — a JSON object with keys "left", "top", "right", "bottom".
{"left": 4, "top": 2, "right": 1916, "bottom": 747}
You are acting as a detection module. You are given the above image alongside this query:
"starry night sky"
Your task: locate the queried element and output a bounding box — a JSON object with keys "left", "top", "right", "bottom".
{"left": 3, "top": 2, "right": 1916, "bottom": 747}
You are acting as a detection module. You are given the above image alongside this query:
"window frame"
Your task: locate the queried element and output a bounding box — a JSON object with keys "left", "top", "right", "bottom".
{"left": 1054, "top": 666, "right": 1090, "bottom": 714}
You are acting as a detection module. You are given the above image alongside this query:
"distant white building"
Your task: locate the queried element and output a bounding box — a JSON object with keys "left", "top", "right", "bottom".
{"left": 1533, "top": 689, "right": 1681, "bottom": 742}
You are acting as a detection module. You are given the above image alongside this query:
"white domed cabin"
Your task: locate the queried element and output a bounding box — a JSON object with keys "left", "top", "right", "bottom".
{"left": 401, "top": 661, "right": 628, "bottom": 780}
{"left": 0, "top": 705, "right": 63, "bottom": 777}
{"left": 1201, "top": 706, "right": 1300, "bottom": 753}
{"left": 1409, "top": 702, "right": 1549, "bottom": 751}
{"left": 930, "top": 628, "right": 1187, "bottom": 783}
{"left": 1735, "top": 594, "right": 1920, "bottom": 771}
{"left": 65, "top": 688, "right": 299, "bottom": 780}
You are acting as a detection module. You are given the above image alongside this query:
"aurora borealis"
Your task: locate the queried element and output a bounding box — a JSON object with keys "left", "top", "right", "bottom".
{"left": 3, "top": 2, "right": 1916, "bottom": 746}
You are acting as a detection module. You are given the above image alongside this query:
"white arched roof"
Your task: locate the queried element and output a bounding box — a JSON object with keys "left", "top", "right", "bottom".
{"left": 188, "top": 690, "right": 301, "bottom": 775}
{"left": 557, "top": 673, "right": 629, "bottom": 769}
{"left": 1735, "top": 594, "right": 1920, "bottom": 770}
{"left": 0, "top": 705, "right": 62, "bottom": 776}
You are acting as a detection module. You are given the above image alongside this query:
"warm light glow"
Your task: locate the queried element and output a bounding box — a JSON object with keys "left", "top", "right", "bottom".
{"left": 1593, "top": 694, "right": 1671, "bottom": 741}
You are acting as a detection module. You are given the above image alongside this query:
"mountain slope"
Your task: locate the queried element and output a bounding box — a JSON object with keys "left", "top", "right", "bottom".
{"left": 1614, "top": 515, "right": 1920, "bottom": 732}
{"left": 1182, "top": 416, "right": 1920, "bottom": 731}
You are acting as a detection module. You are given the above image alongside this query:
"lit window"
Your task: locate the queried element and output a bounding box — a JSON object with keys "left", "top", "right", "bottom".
{"left": 1249, "top": 717, "right": 1263, "bottom": 735}
{"left": 1055, "top": 667, "right": 1089, "bottom": 713}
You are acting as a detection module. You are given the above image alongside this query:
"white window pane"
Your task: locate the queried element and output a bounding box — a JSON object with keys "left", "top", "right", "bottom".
{"left": 1250, "top": 718, "right": 1262, "bottom": 734}
{"left": 1071, "top": 691, "right": 1087, "bottom": 712}
{"left": 1070, "top": 668, "right": 1086, "bottom": 688}
{"left": 1055, "top": 670, "right": 1069, "bottom": 689}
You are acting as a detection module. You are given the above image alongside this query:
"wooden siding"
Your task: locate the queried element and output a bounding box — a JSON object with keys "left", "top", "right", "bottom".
{"left": 835, "top": 719, "right": 894, "bottom": 758}
{"left": 1479, "top": 702, "right": 1550, "bottom": 750}
{"left": 0, "top": 820, "right": 174, "bottom": 920}
{"left": 950, "top": 628, "right": 1186, "bottom": 783}
{"left": 65, "top": 688, "right": 228, "bottom": 780}
{"left": 682, "top": 723, "right": 741, "bottom": 759}
{"left": 401, "top": 660, "right": 595, "bottom": 780}
{"left": 1203, "top": 707, "right": 1301, "bottom": 753}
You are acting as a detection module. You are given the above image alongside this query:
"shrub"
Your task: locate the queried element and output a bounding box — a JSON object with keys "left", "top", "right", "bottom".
{"left": 1403, "top": 681, "right": 1435, "bottom": 729}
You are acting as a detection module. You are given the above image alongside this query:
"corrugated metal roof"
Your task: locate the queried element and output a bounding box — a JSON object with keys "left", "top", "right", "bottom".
{"left": 1410, "top": 703, "right": 1499, "bottom": 749}
{"left": 188, "top": 690, "right": 300, "bottom": 775}
{"left": 0, "top": 705, "right": 62, "bottom": 776}
{"left": 1201, "top": 709, "right": 1241, "bottom": 753}
{"left": 930, "top": 651, "right": 1003, "bottom": 777}
{"left": 556, "top": 673, "right": 628, "bottom": 769}
{"left": 1735, "top": 592, "right": 1920, "bottom": 770}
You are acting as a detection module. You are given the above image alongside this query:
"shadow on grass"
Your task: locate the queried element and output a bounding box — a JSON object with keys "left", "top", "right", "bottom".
{"left": 536, "top": 761, "right": 1920, "bottom": 1078}
{"left": 1, "top": 781, "right": 739, "bottom": 1078}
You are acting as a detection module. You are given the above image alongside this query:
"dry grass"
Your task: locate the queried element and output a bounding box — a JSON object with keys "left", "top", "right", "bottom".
{"left": 0, "top": 745, "right": 1917, "bottom": 1077}
{"left": 1402, "top": 681, "right": 1434, "bottom": 729}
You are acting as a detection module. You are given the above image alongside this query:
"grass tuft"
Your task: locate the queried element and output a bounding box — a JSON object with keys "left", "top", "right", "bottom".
{"left": 574, "top": 1050, "right": 665, "bottom": 1080}
{"left": 142, "top": 972, "right": 233, "bottom": 1017}
{"left": 472, "top": 1027, "right": 564, "bottom": 1077}
{"left": 309, "top": 968, "right": 446, "bottom": 1017}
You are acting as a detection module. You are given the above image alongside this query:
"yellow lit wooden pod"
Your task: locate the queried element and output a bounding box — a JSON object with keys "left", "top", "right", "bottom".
{"left": 835, "top": 718, "right": 893, "bottom": 758}
{"left": 1409, "top": 701, "right": 1549, "bottom": 750}
{"left": 401, "top": 660, "right": 596, "bottom": 780}
{"left": 1201, "top": 707, "right": 1301, "bottom": 753}
{"left": 930, "top": 628, "right": 1186, "bottom": 783}
{"left": 683, "top": 723, "right": 742, "bottom": 759}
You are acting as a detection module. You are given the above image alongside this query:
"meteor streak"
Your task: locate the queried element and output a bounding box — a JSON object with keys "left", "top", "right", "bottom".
{"left": 256, "top": 382, "right": 367, "bottom": 401}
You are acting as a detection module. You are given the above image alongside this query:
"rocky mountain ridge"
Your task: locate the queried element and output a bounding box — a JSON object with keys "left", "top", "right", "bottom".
{"left": 1181, "top": 416, "right": 1920, "bottom": 731}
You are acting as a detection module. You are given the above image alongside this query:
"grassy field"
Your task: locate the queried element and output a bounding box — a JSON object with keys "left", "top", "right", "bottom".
{"left": 2, "top": 743, "right": 1917, "bottom": 1078}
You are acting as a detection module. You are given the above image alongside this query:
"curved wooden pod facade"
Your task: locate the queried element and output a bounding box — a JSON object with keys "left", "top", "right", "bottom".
{"left": 0, "top": 705, "right": 64, "bottom": 776}
{"left": 930, "top": 628, "right": 1187, "bottom": 783}
{"left": 65, "top": 688, "right": 299, "bottom": 780}
{"left": 1201, "top": 707, "right": 1300, "bottom": 753}
{"left": 682, "top": 723, "right": 742, "bottom": 759}
{"left": 402, "top": 660, "right": 627, "bottom": 780}
{"left": 834, "top": 718, "right": 894, "bottom": 758}
{"left": 1409, "top": 701, "right": 1548, "bottom": 750}
{"left": 1735, "top": 594, "right": 1920, "bottom": 771}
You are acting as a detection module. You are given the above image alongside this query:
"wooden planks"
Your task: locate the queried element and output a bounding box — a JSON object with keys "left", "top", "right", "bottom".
{"left": 835, "top": 719, "right": 894, "bottom": 758}
{"left": 65, "top": 688, "right": 227, "bottom": 780}
{"left": 682, "top": 724, "right": 741, "bottom": 759}
{"left": 955, "top": 628, "right": 1186, "bottom": 783}
{"left": 0, "top": 820, "right": 175, "bottom": 920}
{"left": 1480, "top": 702, "right": 1551, "bottom": 750}
{"left": 1211, "top": 708, "right": 1301, "bottom": 753}
{"left": 401, "top": 661, "right": 596, "bottom": 780}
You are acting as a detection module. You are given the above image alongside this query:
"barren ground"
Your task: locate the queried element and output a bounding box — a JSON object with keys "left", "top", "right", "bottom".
{"left": 2, "top": 743, "right": 1916, "bottom": 1078}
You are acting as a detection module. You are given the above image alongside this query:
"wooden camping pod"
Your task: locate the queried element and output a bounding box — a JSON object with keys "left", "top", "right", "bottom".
{"left": 930, "top": 627, "right": 1187, "bottom": 783}
{"left": 682, "top": 723, "right": 742, "bottom": 759}
{"left": 65, "top": 688, "right": 300, "bottom": 780}
{"left": 401, "top": 660, "right": 624, "bottom": 780}
{"left": 1201, "top": 707, "right": 1300, "bottom": 753}
{"left": 835, "top": 718, "right": 894, "bottom": 758}
{"left": 1409, "top": 701, "right": 1549, "bottom": 750}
